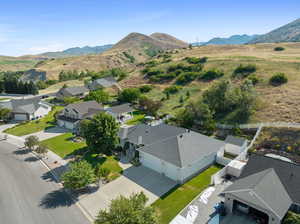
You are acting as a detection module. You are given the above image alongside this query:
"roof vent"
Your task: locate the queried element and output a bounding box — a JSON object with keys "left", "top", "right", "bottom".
{"left": 179, "top": 134, "right": 183, "bottom": 138}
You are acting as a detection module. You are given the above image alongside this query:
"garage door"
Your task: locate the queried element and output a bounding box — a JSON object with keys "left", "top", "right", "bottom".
{"left": 14, "top": 114, "right": 28, "bottom": 121}
{"left": 57, "top": 119, "right": 65, "bottom": 127}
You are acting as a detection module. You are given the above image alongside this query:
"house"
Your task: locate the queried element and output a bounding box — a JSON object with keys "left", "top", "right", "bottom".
{"left": 105, "top": 103, "right": 134, "bottom": 123}
{"left": 0, "top": 97, "right": 51, "bottom": 121}
{"left": 223, "top": 154, "right": 300, "bottom": 224}
{"left": 121, "top": 123, "right": 226, "bottom": 183}
{"left": 56, "top": 86, "right": 89, "bottom": 99}
{"left": 86, "top": 76, "right": 118, "bottom": 91}
{"left": 57, "top": 101, "right": 103, "bottom": 130}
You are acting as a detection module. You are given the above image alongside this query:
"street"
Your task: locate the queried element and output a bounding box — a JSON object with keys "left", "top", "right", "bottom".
{"left": 0, "top": 141, "right": 90, "bottom": 224}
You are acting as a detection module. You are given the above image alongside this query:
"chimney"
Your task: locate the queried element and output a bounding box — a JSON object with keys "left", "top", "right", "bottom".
{"left": 138, "top": 136, "right": 143, "bottom": 145}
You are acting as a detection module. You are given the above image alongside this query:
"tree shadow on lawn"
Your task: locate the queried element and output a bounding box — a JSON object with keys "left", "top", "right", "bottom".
{"left": 39, "top": 189, "right": 76, "bottom": 209}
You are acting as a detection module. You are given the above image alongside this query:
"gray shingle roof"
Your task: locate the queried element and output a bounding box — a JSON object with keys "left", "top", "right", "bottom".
{"left": 223, "top": 168, "right": 292, "bottom": 219}
{"left": 64, "top": 101, "right": 103, "bottom": 116}
{"left": 107, "top": 103, "right": 134, "bottom": 115}
{"left": 122, "top": 123, "right": 187, "bottom": 145}
{"left": 2, "top": 97, "right": 45, "bottom": 114}
{"left": 225, "top": 135, "right": 247, "bottom": 147}
{"left": 88, "top": 76, "right": 117, "bottom": 90}
{"left": 57, "top": 86, "right": 89, "bottom": 97}
{"left": 137, "top": 130, "right": 225, "bottom": 168}
{"left": 238, "top": 154, "right": 300, "bottom": 205}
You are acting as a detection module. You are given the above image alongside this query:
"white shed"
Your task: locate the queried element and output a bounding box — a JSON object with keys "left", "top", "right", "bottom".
{"left": 226, "top": 160, "right": 246, "bottom": 177}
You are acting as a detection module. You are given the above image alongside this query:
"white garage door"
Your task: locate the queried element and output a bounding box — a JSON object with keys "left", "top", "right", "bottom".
{"left": 140, "top": 152, "right": 179, "bottom": 181}
{"left": 14, "top": 114, "right": 28, "bottom": 121}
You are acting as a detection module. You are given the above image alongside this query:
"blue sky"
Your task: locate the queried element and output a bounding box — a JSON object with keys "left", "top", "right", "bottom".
{"left": 1, "top": 0, "right": 299, "bottom": 56}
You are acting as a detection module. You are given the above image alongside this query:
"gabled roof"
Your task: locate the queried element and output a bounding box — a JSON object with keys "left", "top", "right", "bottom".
{"left": 57, "top": 86, "right": 89, "bottom": 97}
{"left": 64, "top": 101, "right": 103, "bottom": 116}
{"left": 223, "top": 168, "right": 292, "bottom": 219}
{"left": 2, "top": 97, "right": 48, "bottom": 114}
{"left": 93, "top": 76, "right": 117, "bottom": 88}
{"left": 121, "top": 123, "right": 187, "bottom": 145}
{"left": 225, "top": 135, "right": 247, "bottom": 147}
{"left": 137, "top": 130, "right": 225, "bottom": 168}
{"left": 239, "top": 154, "right": 300, "bottom": 205}
{"left": 106, "top": 103, "right": 134, "bottom": 115}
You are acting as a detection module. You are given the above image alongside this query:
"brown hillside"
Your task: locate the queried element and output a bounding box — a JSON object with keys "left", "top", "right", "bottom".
{"left": 150, "top": 32, "right": 189, "bottom": 48}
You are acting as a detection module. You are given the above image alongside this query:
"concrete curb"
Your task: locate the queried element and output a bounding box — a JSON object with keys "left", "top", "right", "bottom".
{"left": 4, "top": 135, "right": 95, "bottom": 223}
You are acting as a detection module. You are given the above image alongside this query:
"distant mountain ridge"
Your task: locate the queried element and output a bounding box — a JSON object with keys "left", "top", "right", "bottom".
{"left": 192, "top": 34, "right": 259, "bottom": 46}
{"left": 249, "top": 18, "right": 300, "bottom": 44}
{"left": 39, "top": 44, "right": 113, "bottom": 58}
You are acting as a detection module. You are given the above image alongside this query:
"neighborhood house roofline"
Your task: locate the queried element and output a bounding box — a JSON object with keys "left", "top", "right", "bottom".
{"left": 137, "top": 131, "right": 225, "bottom": 168}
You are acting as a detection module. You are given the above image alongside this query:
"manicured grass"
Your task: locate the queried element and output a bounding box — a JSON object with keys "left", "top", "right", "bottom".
{"left": 152, "top": 165, "right": 221, "bottom": 224}
{"left": 4, "top": 106, "right": 64, "bottom": 136}
{"left": 125, "top": 111, "right": 146, "bottom": 125}
{"left": 41, "top": 133, "right": 86, "bottom": 158}
{"left": 41, "top": 133, "right": 122, "bottom": 180}
{"left": 0, "top": 98, "right": 10, "bottom": 101}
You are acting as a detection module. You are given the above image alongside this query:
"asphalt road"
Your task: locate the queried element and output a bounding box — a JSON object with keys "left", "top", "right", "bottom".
{"left": 0, "top": 141, "right": 90, "bottom": 224}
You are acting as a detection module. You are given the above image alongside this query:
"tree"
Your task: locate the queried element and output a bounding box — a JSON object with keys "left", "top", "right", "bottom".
{"left": 283, "top": 212, "right": 300, "bottom": 224}
{"left": 35, "top": 144, "right": 48, "bottom": 157}
{"left": 84, "top": 89, "right": 109, "bottom": 103}
{"left": 176, "top": 100, "right": 215, "bottom": 135}
{"left": 95, "top": 165, "right": 111, "bottom": 182}
{"left": 61, "top": 160, "right": 96, "bottom": 190}
{"left": 24, "top": 135, "right": 39, "bottom": 151}
{"left": 0, "top": 108, "right": 11, "bottom": 121}
{"left": 80, "top": 112, "right": 119, "bottom": 154}
{"left": 138, "top": 96, "right": 162, "bottom": 116}
{"left": 118, "top": 88, "right": 141, "bottom": 103}
{"left": 95, "top": 192, "right": 158, "bottom": 224}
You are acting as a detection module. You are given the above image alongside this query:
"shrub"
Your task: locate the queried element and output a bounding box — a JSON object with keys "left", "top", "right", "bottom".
{"left": 269, "top": 73, "right": 288, "bottom": 86}
{"left": 247, "top": 74, "right": 259, "bottom": 85}
{"left": 233, "top": 64, "right": 256, "bottom": 78}
{"left": 176, "top": 72, "right": 198, "bottom": 85}
{"left": 185, "top": 57, "right": 207, "bottom": 64}
{"left": 118, "top": 88, "right": 141, "bottom": 103}
{"left": 123, "top": 52, "right": 135, "bottom": 63}
{"left": 274, "top": 46, "right": 285, "bottom": 51}
{"left": 199, "top": 69, "right": 224, "bottom": 81}
{"left": 163, "top": 85, "right": 182, "bottom": 95}
{"left": 139, "top": 85, "right": 153, "bottom": 93}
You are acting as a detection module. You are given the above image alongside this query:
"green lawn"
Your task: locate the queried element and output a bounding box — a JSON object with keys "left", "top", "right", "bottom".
{"left": 4, "top": 106, "right": 63, "bottom": 136}
{"left": 125, "top": 111, "right": 146, "bottom": 125}
{"left": 41, "top": 132, "right": 122, "bottom": 180}
{"left": 152, "top": 165, "right": 221, "bottom": 224}
{"left": 0, "top": 98, "right": 10, "bottom": 101}
{"left": 41, "top": 133, "right": 86, "bottom": 158}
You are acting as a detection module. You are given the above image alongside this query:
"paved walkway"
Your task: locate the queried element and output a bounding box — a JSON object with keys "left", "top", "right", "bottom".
{"left": 22, "top": 126, "right": 68, "bottom": 141}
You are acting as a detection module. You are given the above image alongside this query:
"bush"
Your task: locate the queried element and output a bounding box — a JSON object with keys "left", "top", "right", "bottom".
{"left": 233, "top": 64, "right": 256, "bottom": 78}
{"left": 269, "top": 73, "right": 288, "bottom": 86}
{"left": 274, "top": 46, "right": 285, "bottom": 51}
{"left": 176, "top": 72, "right": 198, "bottom": 85}
{"left": 118, "top": 88, "right": 141, "bottom": 103}
{"left": 139, "top": 85, "right": 153, "bottom": 93}
{"left": 122, "top": 52, "right": 135, "bottom": 63}
{"left": 199, "top": 69, "right": 224, "bottom": 81}
{"left": 247, "top": 74, "right": 259, "bottom": 85}
{"left": 163, "top": 85, "right": 182, "bottom": 95}
{"left": 185, "top": 57, "right": 207, "bottom": 64}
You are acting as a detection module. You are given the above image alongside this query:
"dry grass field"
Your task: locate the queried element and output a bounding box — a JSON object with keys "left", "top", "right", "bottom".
{"left": 128, "top": 42, "right": 300, "bottom": 122}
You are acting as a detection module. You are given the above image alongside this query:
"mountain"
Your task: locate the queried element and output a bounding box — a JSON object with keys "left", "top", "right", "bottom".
{"left": 249, "top": 18, "right": 300, "bottom": 44}
{"left": 107, "top": 32, "right": 188, "bottom": 59}
{"left": 192, "top": 35, "right": 259, "bottom": 46}
{"left": 27, "top": 32, "right": 188, "bottom": 80}
{"left": 39, "top": 44, "right": 113, "bottom": 58}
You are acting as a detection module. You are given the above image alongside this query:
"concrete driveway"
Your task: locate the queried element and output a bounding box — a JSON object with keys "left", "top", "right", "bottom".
{"left": 22, "top": 126, "right": 69, "bottom": 141}
{"left": 79, "top": 165, "right": 177, "bottom": 218}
